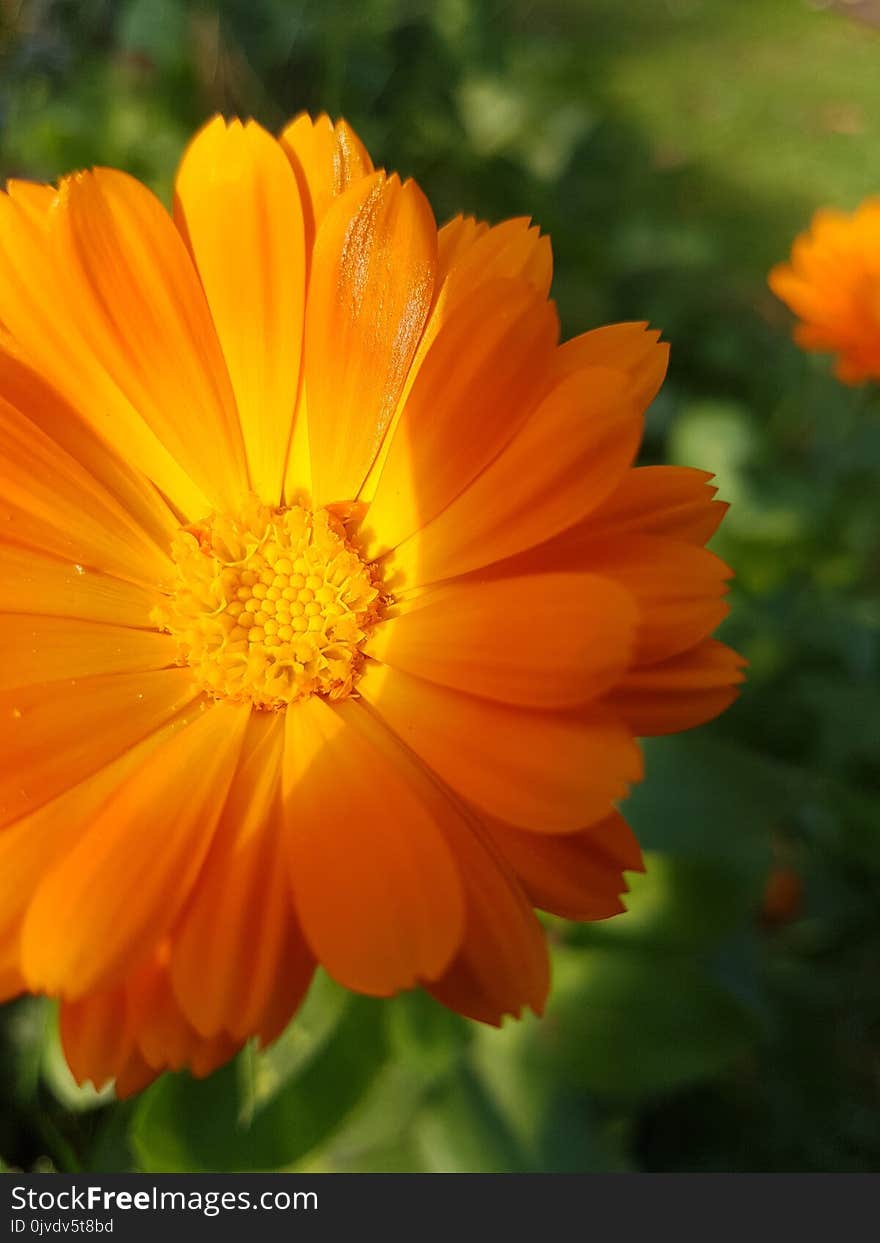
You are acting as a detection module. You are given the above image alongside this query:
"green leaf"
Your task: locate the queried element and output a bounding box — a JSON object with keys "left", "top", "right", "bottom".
{"left": 535, "top": 945, "right": 761, "bottom": 1098}
{"left": 130, "top": 993, "right": 386, "bottom": 1172}
{"left": 668, "top": 400, "right": 757, "bottom": 507}
{"left": 298, "top": 1063, "right": 432, "bottom": 1173}
{"left": 796, "top": 674, "right": 880, "bottom": 770}
{"left": 470, "top": 1009, "right": 632, "bottom": 1171}
{"left": 7, "top": 997, "right": 52, "bottom": 1104}
{"left": 244, "top": 971, "right": 349, "bottom": 1115}
{"left": 413, "top": 1065, "right": 530, "bottom": 1173}
{"left": 625, "top": 735, "right": 784, "bottom": 876}
{"left": 118, "top": 0, "right": 189, "bottom": 69}
{"left": 579, "top": 850, "right": 764, "bottom": 951}
{"left": 384, "top": 990, "right": 472, "bottom": 1077}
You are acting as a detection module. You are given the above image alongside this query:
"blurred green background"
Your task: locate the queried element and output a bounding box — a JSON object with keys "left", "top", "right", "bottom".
{"left": 1, "top": 0, "right": 879, "bottom": 1174}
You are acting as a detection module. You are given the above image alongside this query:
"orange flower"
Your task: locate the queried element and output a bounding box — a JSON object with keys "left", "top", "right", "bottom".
{"left": 0, "top": 115, "right": 743, "bottom": 1096}
{"left": 769, "top": 199, "right": 880, "bottom": 383}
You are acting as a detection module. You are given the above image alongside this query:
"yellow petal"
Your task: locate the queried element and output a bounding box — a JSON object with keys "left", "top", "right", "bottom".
{"left": 279, "top": 112, "right": 374, "bottom": 253}
{"left": 0, "top": 615, "right": 175, "bottom": 691}
{"left": 175, "top": 117, "right": 306, "bottom": 505}
{"left": 0, "top": 544, "right": 162, "bottom": 628}
{"left": 304, "top": 171, "right": 436, "bottom": 505}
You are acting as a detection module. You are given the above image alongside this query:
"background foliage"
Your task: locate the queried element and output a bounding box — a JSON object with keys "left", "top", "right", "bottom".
{"left": 1, "top": 0, "right": 878, "bottom": 1173}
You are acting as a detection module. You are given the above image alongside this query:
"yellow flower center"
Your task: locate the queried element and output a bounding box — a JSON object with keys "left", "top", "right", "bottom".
{"left": 153, "top": 498, "right": 381, "bottom": 709}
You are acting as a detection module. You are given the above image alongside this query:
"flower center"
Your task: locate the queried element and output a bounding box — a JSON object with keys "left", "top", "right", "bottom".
{"left": 153, "top": 499, "right": 381, "bottom": 709}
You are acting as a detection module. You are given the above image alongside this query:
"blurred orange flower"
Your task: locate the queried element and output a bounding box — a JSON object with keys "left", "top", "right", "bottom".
{"left": 769, "top": 199, "right": 880, "bottom": 383}
{"left": 0, "top": 114, "right": 743, "bottom": 1096}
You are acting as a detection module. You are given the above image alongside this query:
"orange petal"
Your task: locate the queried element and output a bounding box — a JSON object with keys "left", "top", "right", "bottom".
{"left": 555, "top": 322, "right": 669, "bottom": 412}
{"left": 0, "top": 948, "right": 24, "bottom": 1002}
{"left": 55, "top": 168, "right": 249, "bottom": 511}
{"left": 0, "top": 544, "right": 162, "bottom": 628}
{"left": 304, "top": 171, "right": 436, "bottom": 505}
{"left": 278, "top": 116, "right": 370, "bottom": 496}
{"left": 427, "top": 811, "right": 550, "bottom": 1025}
{"left": 61, "top": 951, "right": 241, "bottom": 1091}
{"left": 359, "top": 662, "right": 643, "bottom": 832}
{"left": 113, "top": 1051, "right": 160, "bottom": 1098}
{"left": 0, "top": 376, "right": 173, "bottom": 587}
{"left": 0, "top": 667, "right": 200, "bottom": 830}
{"left": 279, "top": 112, "right": 374, "bottom": 253}
{"left": 384, "top": 366, "right": 640, "bottom": 588}
{"left": 127, "top": 953, "right": 239, "bottom": 1076}
{"left": 303, "top": 696, "right": 550, "bottom": 1025}
{"left": 0, "top": 616, "right": 175, "bottom": 691}
{"left": 20, "top": 701, "right": 248, "bottom": 997}
{"left": 604, "top": 638, "right": 746, "bottom": 736}
{"left": 356, "top": 216, "right": 555, "bottom": 504}
{"left": 60, "top": 982, "right": 134, "bottom": 1087}
{"left": 436, "top": 214, "right": 552, "bottom": 301}
{"left": 59, "top": 972, "right": 178, "bottom": 1095}
{"left": 543, "top": 533, "right": 732, "bottom": 665}
{"left": 175, "top": 117, "right": 306, "bottom": 505}
{"left": 436, "top": 214, "right": 489, "bottom": 272}
{"left": 281, "top": 694, "right": 464, "bottom": 995}
{"left": 366, "top": 572, "right": 638, "bottom": 708}
{"left": 4, "top": 178, "right": 56, "bottom": 223}
{"left": 0, "top": 736, "right": 165, "bottom": 939}
{"left": 0, "top": 347, "right": 179, "bottom": 557}
{"left": 0, "top": 181, "right": 213, "bottom": 517}
{"left": 171, "top": 712, "right": 314, "bottom": 1043}
{"left": 485, "top": 811, "right": 643, "bottom": 921}
{"left": 769, "top": 267, "right": 832, "bottom": 323}
{"left": 509, "top": 530, "right": 733, "bottom": 665}
{"left": 364, "top": 279, "right": 557, "bottom": 552}
{"left": 587, "top": 465, "right": 728, "bottom": 545}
